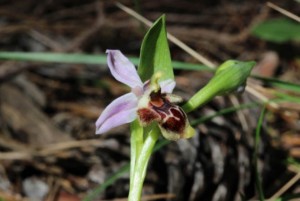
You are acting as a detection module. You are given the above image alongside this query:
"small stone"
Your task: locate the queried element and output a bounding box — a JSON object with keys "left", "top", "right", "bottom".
{"left": 22, "top": 177, "right": 49, "bottom": 201}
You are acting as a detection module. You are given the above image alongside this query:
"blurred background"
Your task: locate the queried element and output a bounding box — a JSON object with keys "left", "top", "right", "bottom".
{"left": 0, "top": 0, "right": 299, "bottom": 200}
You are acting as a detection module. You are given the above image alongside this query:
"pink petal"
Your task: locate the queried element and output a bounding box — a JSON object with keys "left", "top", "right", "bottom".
{"left": 160, "top": 79, "right": 176, "bottom": 93}
{"left": 106, "top": 50, "right": 143, "bottom": 89}
{"left": 96, "top": 92, "right": 138, "bottom": 134}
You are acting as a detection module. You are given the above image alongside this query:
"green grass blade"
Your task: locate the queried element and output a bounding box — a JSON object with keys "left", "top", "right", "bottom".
{"left": 153, "top": 138, "right": 170, "bottom": 152}
{"left": 274, "top": 92, "right": 300, "bottom": 103}
{"left": 0, "top": 52, "right": 108, "bottom": 65}
{"left": 0, "top": 51, "right": 210, "bottom": 71}
{"left": 190, "top": 101, "right": 260, "bottom": 126}
{"left": 254, "top": 106, "right": 266, "bottom": 201}
{"left": 252, "top": 75, "right": 300, "bottom": 93}
{"left": 82, "top": 164, "right": 130, "bottom": 201}
{"left": 1, "top": 52, "right": 299, "bottom": 92}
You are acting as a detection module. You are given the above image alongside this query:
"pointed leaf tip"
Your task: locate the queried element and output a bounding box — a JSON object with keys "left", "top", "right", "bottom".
{"left": 138, "top": 15, "right": 174, "bottom": 82}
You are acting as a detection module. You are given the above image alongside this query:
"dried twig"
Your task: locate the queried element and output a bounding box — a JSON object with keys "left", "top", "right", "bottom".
{"left": 266, "top": 165, "right": 300, "bottom": 200}
{"left": 29, "top": 30, "right": 65, "bottom": 51}
{"left": 0, "top": 139, "right": 118, "bottom": 160}
{"left": 65, "top": 2, "right": 105, "bottom": 51}
{"left": 115, "top": 2, "right": 216, "bottom": 68}
{"left": 267, "top": 2, "right": 300, "bottom": 23}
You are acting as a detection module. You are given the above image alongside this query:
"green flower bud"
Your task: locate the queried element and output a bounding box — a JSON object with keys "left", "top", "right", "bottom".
{"left": 183, "top": 60, "right": 256, "bottom": 113}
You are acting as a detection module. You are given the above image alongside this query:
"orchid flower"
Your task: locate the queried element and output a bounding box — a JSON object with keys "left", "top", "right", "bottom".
{"left": 96, "top": 50, "right": 195, "bottom": 140}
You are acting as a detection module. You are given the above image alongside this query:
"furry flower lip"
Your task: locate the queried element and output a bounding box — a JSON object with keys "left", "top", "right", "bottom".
{"left": 95, "top": 50, "right": 195, "bottom": 140}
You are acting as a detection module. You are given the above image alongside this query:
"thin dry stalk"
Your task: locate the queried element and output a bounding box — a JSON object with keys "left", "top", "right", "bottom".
{"left": 115, "top": 2, "right": 216, "bottom": 68}
{"left": 267, "top": 2, "right": 300, "bottom": 23}
{"left": 266, "top": 165, "right": 300, "bottom": 200}
{"left": 0, "top": 139, "right": 118, "bottom": 160}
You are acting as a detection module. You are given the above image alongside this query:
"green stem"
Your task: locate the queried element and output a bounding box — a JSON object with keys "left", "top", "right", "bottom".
{"left": 182, "top": 81, "right": 219, "bottom": 113}
{"left": 130, "top": 120, "right": 144, "bottom": 192}
{"left": 128, "top": 126, "right": 159, "bottom": 201}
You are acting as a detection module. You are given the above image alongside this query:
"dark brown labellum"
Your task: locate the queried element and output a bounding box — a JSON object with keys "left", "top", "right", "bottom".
{"left": 137, "top": 108, "right": 160, "bottom": 125}
{"left": 137, "top": 90, "right": 187, "bottom": 139}
{"left": 159, "top": 106, "right": 186, "bottom": 134}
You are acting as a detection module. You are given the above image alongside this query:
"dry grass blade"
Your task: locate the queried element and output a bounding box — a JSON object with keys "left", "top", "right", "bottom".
{"left": 246, "top": 83, "right": 279, "bottom": 109}
{"left": 229, "top": 95, "right": 249, "bottom": 131}
{"left": 29, "top": 30, "right": 64, "bottom": 51}
{"left": 267, "top": 2, "right": 300, "bottom": 23}
{"left": 0, "top": 152, "right": 32, "bottom": 160}
{"left": 266, "top": 165, "right": 300, "bottom": 200}
{"left": 115, "top": 2, "right": 216, "bottom": 68}
{"left": 0, "top": 139, "right": 118, "bottom": 160}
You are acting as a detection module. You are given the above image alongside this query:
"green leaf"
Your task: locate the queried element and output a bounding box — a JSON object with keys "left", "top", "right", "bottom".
{"left": 138, "top": 15, "right": 174, "bottom": 82}
{"left": 251, "top": 18, "right": 300, "bottom": 43}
